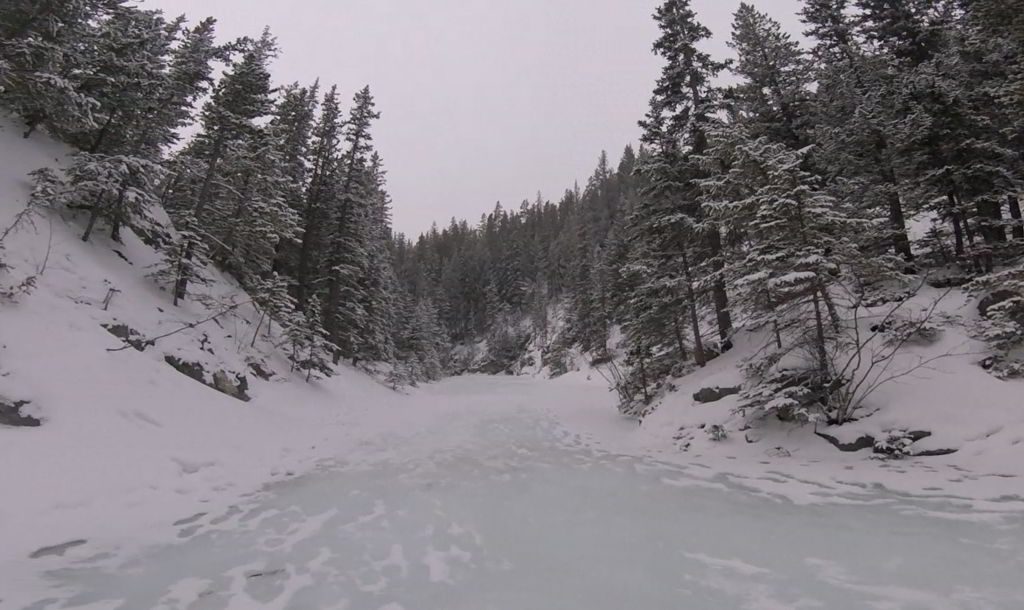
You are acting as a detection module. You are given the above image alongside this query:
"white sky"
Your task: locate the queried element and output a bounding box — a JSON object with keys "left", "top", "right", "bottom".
{"left": 145, "top": 0, "right": 806, "bottom": 237}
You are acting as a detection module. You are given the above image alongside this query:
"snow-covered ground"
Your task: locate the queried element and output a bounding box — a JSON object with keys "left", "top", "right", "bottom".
{"left": 3, "top": 115, "right": 1024, "bottom": 609}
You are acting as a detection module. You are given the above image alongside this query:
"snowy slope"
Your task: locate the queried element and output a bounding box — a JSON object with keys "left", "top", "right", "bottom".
{"left": 543, "top": 307, "right": 1024, "bottom": 514}
{"left": 0, "top": 116, "right": 405, "bottom": 574}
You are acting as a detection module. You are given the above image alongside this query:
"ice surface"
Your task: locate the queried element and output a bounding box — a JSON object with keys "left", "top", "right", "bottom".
{"left": 12, "top": 404, "right": 1023, "bottom": 610}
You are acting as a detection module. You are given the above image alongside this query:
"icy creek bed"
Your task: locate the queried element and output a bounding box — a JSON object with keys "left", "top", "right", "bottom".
{"left": 11, "top": 400, "right": 1024, "bottom": 610}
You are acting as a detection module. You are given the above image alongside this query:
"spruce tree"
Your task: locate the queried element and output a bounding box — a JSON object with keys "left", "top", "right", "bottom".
{"left": 322, "top": 86, "right": 381, "bottom": 363}
{"left": 0, "top": 0, "right": 122, "bottom": 137}
{"left": 801, "top": 0, "right": 916, "bottom": 261}
{"left": 168, "top": 29, "right": 278, "bottom": 304}
{"left": 640, "top": 0, "right": 733, "bottom": 346}
{"left": 728, "top": 3, "right": 813, "bottom": 148}
{"left": 286, "top": 296, "right": 335, "bottom": 382}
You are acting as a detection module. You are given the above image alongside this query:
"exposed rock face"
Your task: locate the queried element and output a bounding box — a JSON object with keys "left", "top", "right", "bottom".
{"left": 0, "top": 398, "right": 41, "bottom": 427}
{"left": 102, "top": 323, "right": 150, "bottom": 352}
{"left": 816, "top": 429, "right": 957, "bottom": 457}
{"left": 248, "top": 360, "right": 274, "bottom": 381}
{"left": 213, "top": 370, "right": 250, "bottom": 400}
{"left": 692, "top": 386, "right": 740, "bottom": 404}
{"left": 815, "top": 430, "right": 876, "bottom": 452}
{"left": 164, "top": 356, "right": 250, "bottom": 402}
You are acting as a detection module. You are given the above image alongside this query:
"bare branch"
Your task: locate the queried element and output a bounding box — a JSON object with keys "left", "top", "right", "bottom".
{"left": 106, "top": 299, "right": 253, "bottom": 352}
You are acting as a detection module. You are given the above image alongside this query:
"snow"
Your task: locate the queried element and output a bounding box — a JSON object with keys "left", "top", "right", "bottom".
{"left": 2, "top": 116, "right": 1024, "bottom": 608}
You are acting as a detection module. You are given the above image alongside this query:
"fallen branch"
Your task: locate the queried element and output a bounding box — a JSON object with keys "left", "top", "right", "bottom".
{"left": 106, "top": 299, "right": 253, "bottom": 352}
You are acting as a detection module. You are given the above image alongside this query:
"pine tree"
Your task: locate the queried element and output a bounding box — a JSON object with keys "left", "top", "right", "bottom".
{"left": 286, "top": 295, "right": 335, "bottom": 382}
{"left": 249, "top": 272, "right": 295, "bottom": 346}
{"left": 700, "top": 124, "right": 881, "bottom": 422}
{"left": 157, "top": 16, "right": 221, "bottom": 146}
{"left": 65, "top": 7, "right": 175, "bottom": 153}
{"left": 68, "top": 153, "right": 167, "bottom": 242}
{"left": 290, "top": 85, "right": 341, "bottom": 307}
{"left": 152, "top": 209, "right": 212, "bottom": 306}
{"left": 854, "top": 0, "right": 944, "bottom": 65}
{"left": 167, "top": 29, "right": 278, "bottom": 303}
{"left": 801, "top": 0, "right": 916, "bottom": 262}
{"left": 209, "top": 127, "right": 299, "bottom": 284}
{"left": 0, "top": 0, "right": 122, "bottom": 138}
{"left": 638, "top": 0, "right": 733, "bottom": 348}
{"left": 355, "top": 153, "right": 398, "bottom": 363}
{"left": 268, "top": 82, "right": 318, "bottom": 274}
{"left": 728, "top": 3, "right": 813, "bottom": 148}
{"left": 322, "top": 86, "right": 382, "bottom": 363}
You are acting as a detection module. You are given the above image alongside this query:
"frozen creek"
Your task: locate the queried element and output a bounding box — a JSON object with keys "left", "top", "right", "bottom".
{"left": 13, "top": 378, "right": 1024, "bottom": 610}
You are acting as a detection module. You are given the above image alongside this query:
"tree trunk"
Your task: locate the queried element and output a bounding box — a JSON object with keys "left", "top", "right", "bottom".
{"left": 811, "top": 289, "right": 830, "bottom": 381}
{"left": 638, "top": 352, "right": 651, "bottom": 404}
{"left": 172, "top": 241, "right": 192, "bottom": 306}
{"left": 672, "top": 317, "right": 688, "bottom": 362}
{"left": 874, "top": 135, "right": 912, "bottom": 261}
{"left": 887, "top": 191, "right": 914, "bottom": 261}
{"left": 991, "top": 197, "right": 1007, "bottom": 243}
{"left": 101, "top": 180, "right": 129, "bottom": 243}
{"left": 82, "top": 205, "right": 102, "bottom": 243}
{"left": 955, "top": 194, "right": 976, "bottom": 247}
{"left": 194, "top": 137, "right": 225, "bottom": 217}
{"left": 1009, "top": 194, "right": 1024, "bottom": 240}
{"left": 294, "top": 206, "right": 319, "bottom": 309}
{"left": 251, "top": 311, "right": 264, "bottom": 348}
{"left": 949, "top": 194, "right": 965, "bottom": 257}
{"left": 681, "top": 251, "right": 706, "bottom": 367}
{"left": 706, "top": 228, "right": 733, "bottom": 348}
{"left": 22, "top": 108, "right": 48, "bottom": 138}
{"left": 88, "top": 108, "right": 118, "bottom": 154}
{"left": 81, "top": 189, "right": 110, "bottom": 242}
{"left": 765, "top": 290, "right": 783, "bottom": 349}
{"left": 822, "top": 288, "right": 841, "bottom": 333}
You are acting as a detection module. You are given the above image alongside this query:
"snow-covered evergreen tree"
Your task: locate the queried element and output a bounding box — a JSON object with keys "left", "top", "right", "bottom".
{"left": 286, "top": 295, "right": 335, "bottom": 382}
{"left": 322, "top": 86, "right": 383, "bottom": 364}
{"left": 728, "top": 3, "right": 813, "bottom": 148}
{"left": 0, "top": 0, "right": 119, "bottom": 137}
{"left": 249, "top": 272, "right": 295, "bottom": 345}
{"left": 152, "top": 209, "right": 212, "bottom": 306}
{"left": 625, "top": 0, "right": 734, "bottom": 374}
{"left": 167, "top": 29, "right": 278, "bottom": 303}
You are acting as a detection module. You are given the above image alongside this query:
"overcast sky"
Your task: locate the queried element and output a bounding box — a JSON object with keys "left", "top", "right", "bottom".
{"left": 146, "top": 0, "right": 806, "bottom": 237}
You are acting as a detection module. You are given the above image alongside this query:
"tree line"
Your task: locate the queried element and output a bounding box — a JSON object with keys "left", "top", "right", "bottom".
{"left": 394, "top": 0, "right": 1024, "bottom": 421}
{"left": 1, "top": 0, "right": 425, "bottom": 380}
{"left": 2, "top": 0, "right": 1022, "bottom": 412}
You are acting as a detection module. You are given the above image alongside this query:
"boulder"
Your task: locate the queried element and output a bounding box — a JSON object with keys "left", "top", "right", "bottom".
{"left": 102, "top": 323, "right": 150, "bottom": 352}
{"left": 693, "top": 386, "right": 740, "bottom": 404}
{"left": 815, "top": 430, "right": 875, "bottom": 452}
{"left": 248, "top": 360, "right": 274, "bottom": 381}
{"left": 0, "top": 398, "right": 41, "bottom": 427}
{"left": 817, "top": 428, "right": 957, "bottom": 457}
{"left": 213, "top": 370, "right": 250, "bottom": 400}
{"left": 164, "top": 356, "right": 250, "bottom": 402}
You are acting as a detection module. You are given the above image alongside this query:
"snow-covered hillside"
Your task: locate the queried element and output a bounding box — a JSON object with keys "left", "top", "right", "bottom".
{"left": 0, "top": 116, "right": 405, "bottom": 577}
